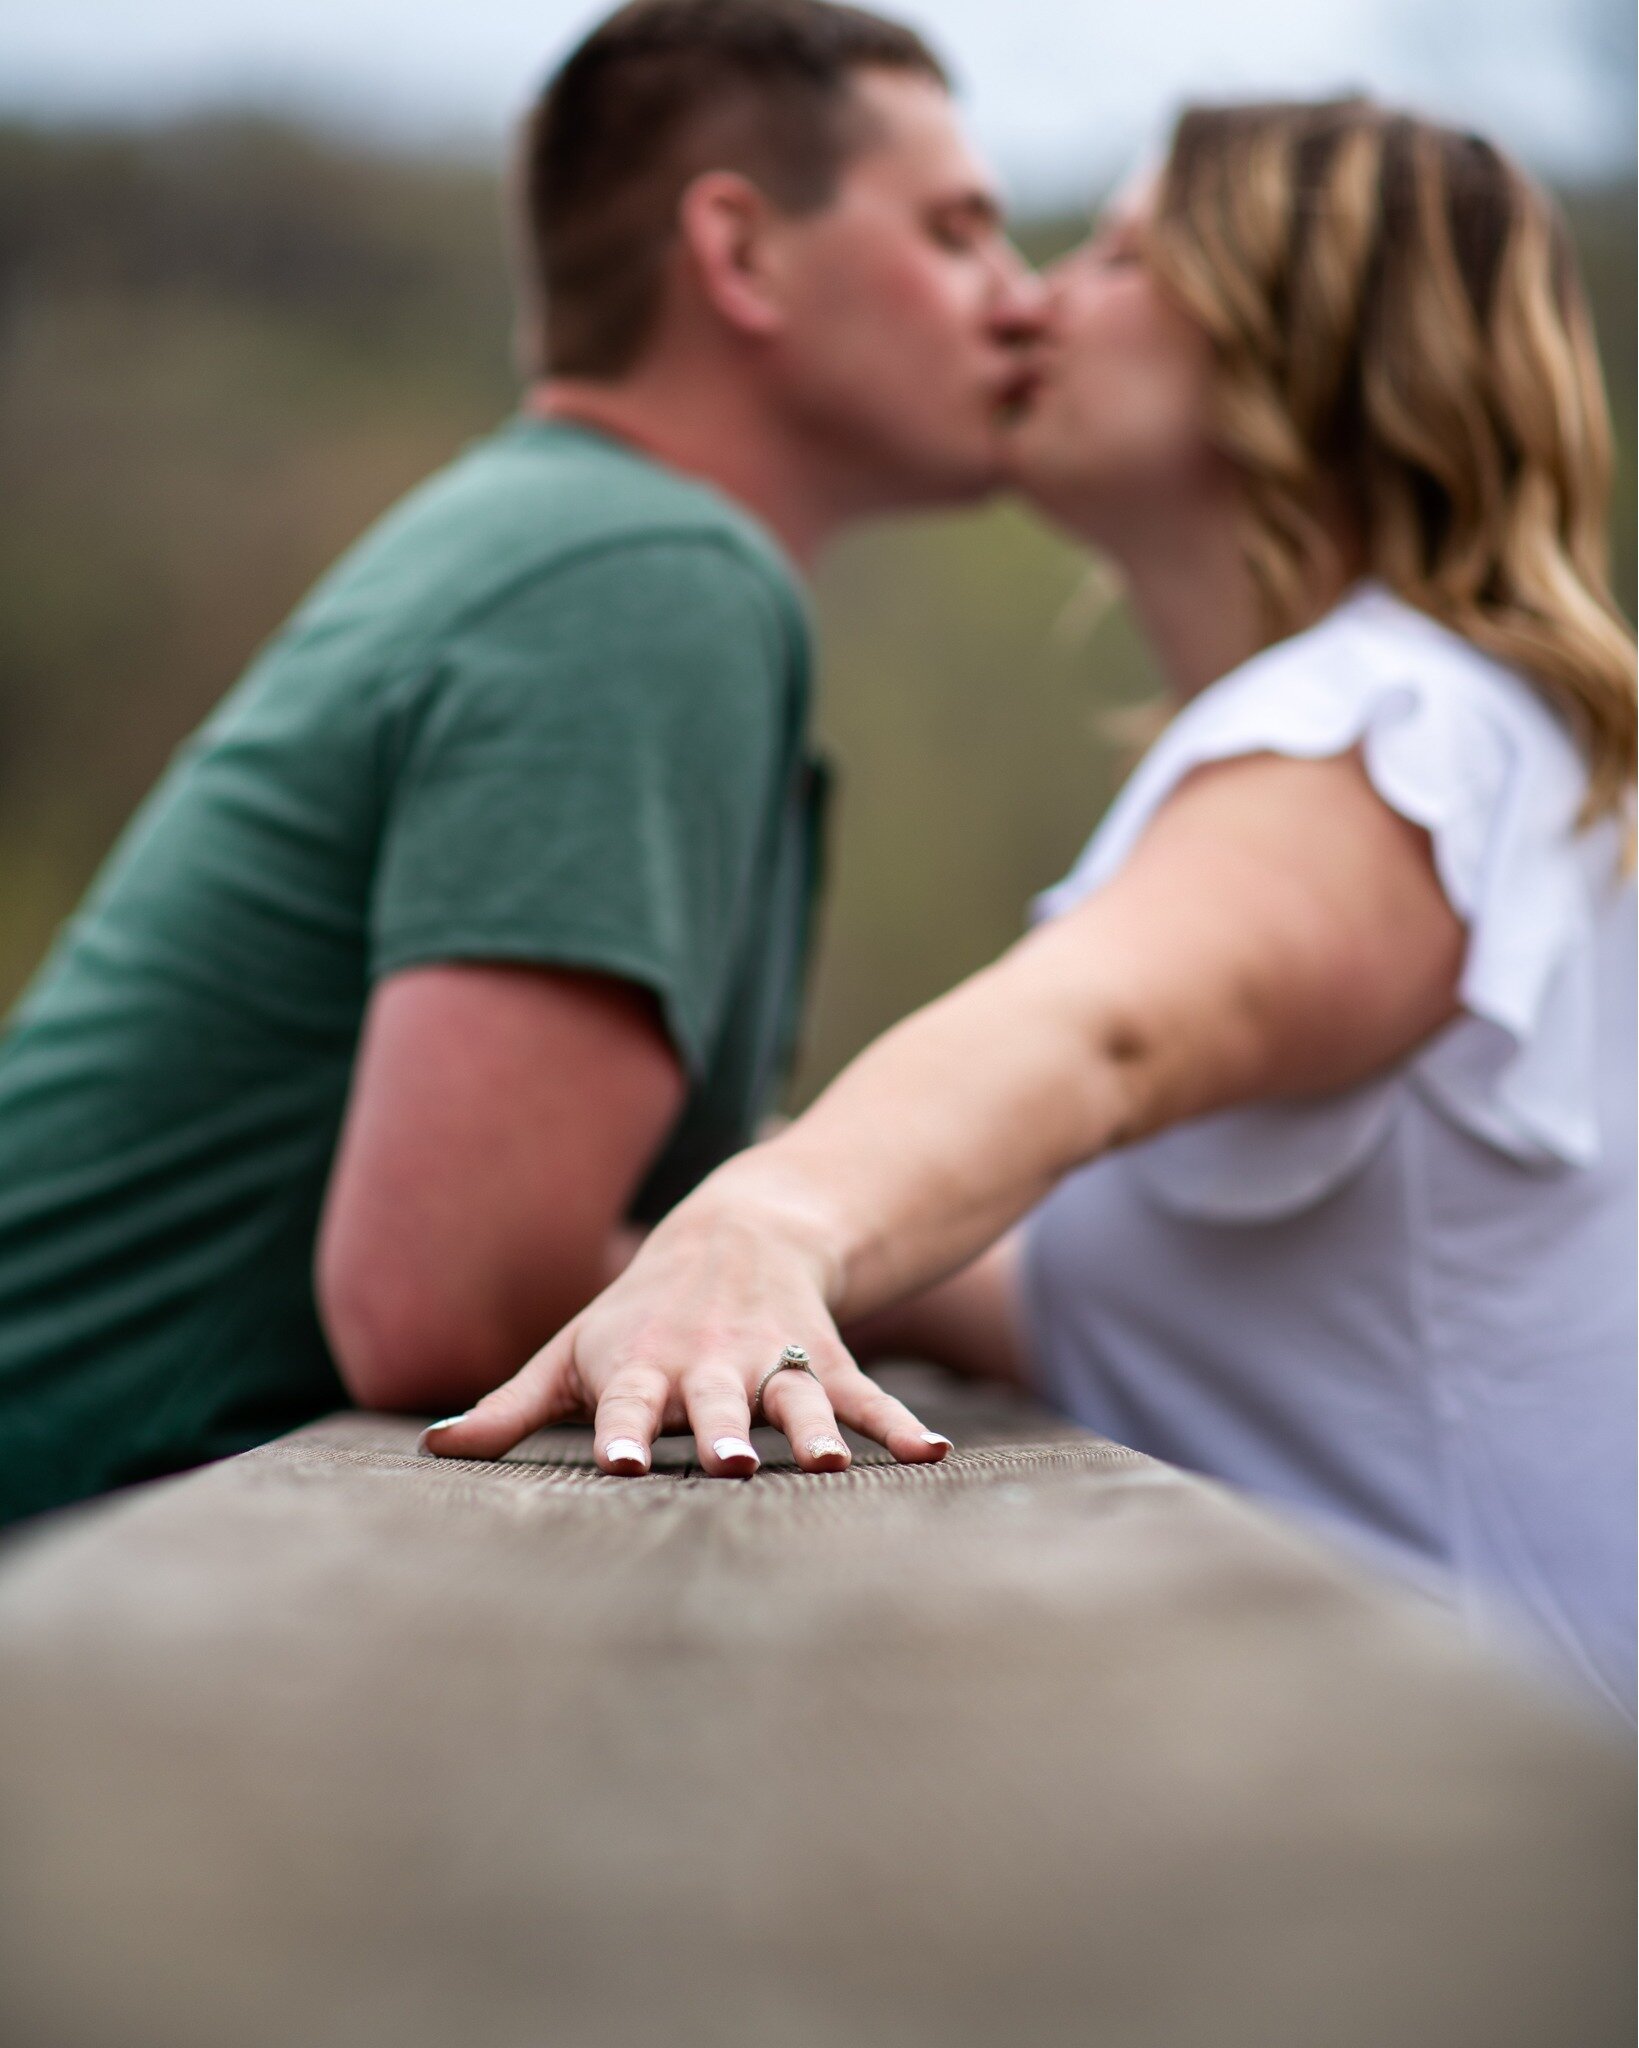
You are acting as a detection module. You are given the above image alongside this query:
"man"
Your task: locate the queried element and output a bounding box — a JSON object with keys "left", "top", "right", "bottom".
{"left": 0, "top": 0, "right": 1042, "bottom": 1520}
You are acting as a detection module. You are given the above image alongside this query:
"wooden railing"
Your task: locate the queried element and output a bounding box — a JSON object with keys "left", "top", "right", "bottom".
{"left": 0, "top": 1367, "right": 1630, "bottom": 2048}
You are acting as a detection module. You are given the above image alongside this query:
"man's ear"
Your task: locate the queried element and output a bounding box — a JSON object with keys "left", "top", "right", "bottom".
{"left": 677, "top": 171, "right": 791, "bottom": 340}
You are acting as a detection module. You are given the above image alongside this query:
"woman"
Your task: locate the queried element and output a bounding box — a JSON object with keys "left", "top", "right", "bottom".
{"left": 426, "top": 101, "right": 1637, "bottom": 1714}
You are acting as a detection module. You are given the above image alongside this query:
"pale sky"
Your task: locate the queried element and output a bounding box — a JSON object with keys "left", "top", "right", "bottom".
{"left": 2, "top": 0, "right": 1632, "bottom": 204}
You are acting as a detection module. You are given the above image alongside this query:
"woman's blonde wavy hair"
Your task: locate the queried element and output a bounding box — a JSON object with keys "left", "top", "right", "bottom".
{"left": 1144, "top": 98, "right": 1636, "bottom": 829}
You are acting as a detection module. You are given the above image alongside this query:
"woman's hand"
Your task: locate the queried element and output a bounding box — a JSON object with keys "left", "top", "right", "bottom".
{"left": 417, "top": 1180, "right": 954, "bottom": 1477}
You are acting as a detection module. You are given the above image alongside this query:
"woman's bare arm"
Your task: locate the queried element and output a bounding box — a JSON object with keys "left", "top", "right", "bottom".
{"left": 715, "top": 747, "right": 1463, "bottom": 1321}
{"left": 427, "top": 749, "right": 1464, "bottom": 1473}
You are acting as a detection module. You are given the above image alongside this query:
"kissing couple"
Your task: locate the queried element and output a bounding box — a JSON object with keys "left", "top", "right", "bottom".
{"left": 0, "top": 0, "right": 1632, "bottom": 1718}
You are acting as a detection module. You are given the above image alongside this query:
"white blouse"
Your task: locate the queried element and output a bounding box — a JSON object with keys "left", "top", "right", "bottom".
{"left": 1022, "top": 584, "right": 1636, "bottom": 1719}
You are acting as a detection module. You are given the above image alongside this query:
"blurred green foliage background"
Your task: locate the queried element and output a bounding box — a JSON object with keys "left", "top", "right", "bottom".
{"left": 0, "top": 120, "right": 1632, "bottom": 1100}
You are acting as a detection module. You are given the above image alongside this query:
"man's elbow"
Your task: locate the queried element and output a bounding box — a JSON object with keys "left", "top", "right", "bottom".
{"left": 315, "top": 1253, "right": 533, "bottom": 1417}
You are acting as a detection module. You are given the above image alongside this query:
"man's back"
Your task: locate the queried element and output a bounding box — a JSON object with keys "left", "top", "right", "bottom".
{"left": 0, "top": 419, "right": 821, "bottom": 1522}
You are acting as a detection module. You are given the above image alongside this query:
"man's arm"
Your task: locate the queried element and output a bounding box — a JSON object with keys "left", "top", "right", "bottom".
{"left": 315, "top": 962, "right": 685, "bottom": 1416}
{"left": 843, "top": 1233, "right": 1031, "bottom": 1386}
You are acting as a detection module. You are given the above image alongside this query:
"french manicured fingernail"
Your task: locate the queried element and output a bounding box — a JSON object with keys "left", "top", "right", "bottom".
{"left": 416, "top": 1415, "right": 468, "bottom": 1455}
{"left": 806, "top": 1435, "right": 849, "bottom": 1462}
{"left": 711, "top": 1436, "right": 759, "bottom": 1468}
{"left": 604, "top": 1437, "right": 650, "bottom": 1471}
{"left": 920, "top": 1430, "right": 953, "bottom": 1450}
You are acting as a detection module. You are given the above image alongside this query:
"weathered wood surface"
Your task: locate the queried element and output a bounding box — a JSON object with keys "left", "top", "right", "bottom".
{"left": 0, "top": 1368, "right": 1630, "bottom": 2048}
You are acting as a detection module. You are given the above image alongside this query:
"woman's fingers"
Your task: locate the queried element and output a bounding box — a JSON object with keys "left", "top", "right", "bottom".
{"left": 417, "top": 1315, "right": 952, "bottom": 1481}
{"left": 681, "top": 1368, "right": 760, "bottom": 1477}
{"left": 417, "top": 1325, "right": 577, "bottom": 1461}
{"left": 592, "top": 1364, "right": 672, "bottom": 1474}
{"left": 826, "top": 1365, "right": 952, "bottom": 1464}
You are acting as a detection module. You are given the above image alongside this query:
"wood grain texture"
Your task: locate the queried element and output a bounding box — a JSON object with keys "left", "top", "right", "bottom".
{"left": 0, "top": 1369, "right": 1630, "bottom": 2048}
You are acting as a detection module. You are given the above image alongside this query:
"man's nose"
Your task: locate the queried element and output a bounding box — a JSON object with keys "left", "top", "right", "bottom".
{"left": 988, "top": 251, "right": 1051, "bottom": 340}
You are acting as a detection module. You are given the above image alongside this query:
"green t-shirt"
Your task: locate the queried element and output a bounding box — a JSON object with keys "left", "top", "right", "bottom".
{"left": 0, "top": 418, "right": 826, "bottom": 1523}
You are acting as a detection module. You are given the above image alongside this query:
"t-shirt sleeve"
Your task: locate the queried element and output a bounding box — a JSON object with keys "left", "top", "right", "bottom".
{"left": 369, "top": 537, "right": 798, "bottom": 1077}
{"left": 1031, "top": 605, "right": 1609, "bottom": 1219}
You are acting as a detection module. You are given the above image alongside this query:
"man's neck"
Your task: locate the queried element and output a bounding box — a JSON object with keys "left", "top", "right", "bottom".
{"left": 526, "top": 371, "right": 843, "bottom": 574}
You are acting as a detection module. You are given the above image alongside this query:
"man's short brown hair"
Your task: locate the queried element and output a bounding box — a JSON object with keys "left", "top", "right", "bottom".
{"left": 517, "top": 0, "right": 948, "bottom": 378}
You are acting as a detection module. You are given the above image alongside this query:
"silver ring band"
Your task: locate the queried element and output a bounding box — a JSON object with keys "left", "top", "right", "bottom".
{"left": 752, "top": 1344, "right": 816, "bottom": 1422}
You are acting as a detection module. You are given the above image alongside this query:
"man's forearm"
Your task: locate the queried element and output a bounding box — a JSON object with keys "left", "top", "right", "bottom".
{"left": 843, "top": 1233, "right": 1030, "bottom": 1385}
{"left": 315, "top": 960, "right": 684, "bottom": 1415}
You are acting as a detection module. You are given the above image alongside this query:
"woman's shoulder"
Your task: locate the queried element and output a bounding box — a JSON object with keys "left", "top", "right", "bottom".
{"left": 1044, "top": 582, "right": 1593, "bottom": 917}
{"left": 1210, "top": 581, "right": 1583, "bottom": 773}
{"left": 1040, "top": 578, "right": 1626, "bottom": 1195}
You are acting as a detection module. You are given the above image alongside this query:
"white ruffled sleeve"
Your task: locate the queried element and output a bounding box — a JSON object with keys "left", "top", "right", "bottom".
{"left": 1032, "top": 587, "right": 1611, "bottom": 1222}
